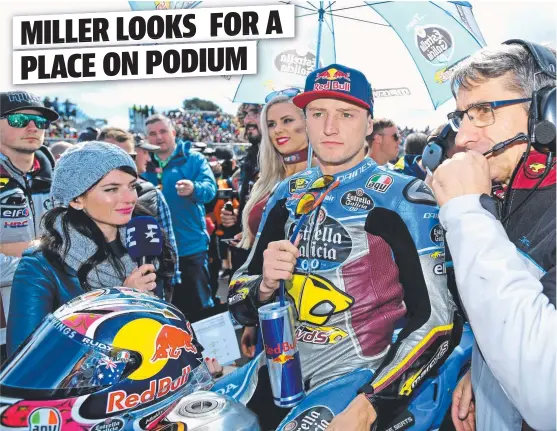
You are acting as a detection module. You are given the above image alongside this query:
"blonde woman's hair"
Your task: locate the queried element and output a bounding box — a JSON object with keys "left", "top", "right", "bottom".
{"left": 238, "top": 95, "right": 306, "bottom": 249}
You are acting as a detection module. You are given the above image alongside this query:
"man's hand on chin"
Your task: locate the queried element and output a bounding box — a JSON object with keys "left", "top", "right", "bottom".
{"left": 326, "top": 394, "right": 377, "bottom": 430}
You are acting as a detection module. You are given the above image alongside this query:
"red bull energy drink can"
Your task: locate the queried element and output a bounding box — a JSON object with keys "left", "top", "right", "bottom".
{"left": 259, "top": 302, "right": 305, "bottom": 408}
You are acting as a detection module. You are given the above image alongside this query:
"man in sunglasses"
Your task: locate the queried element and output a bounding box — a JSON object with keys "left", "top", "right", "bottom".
{"left": 432, "top": 42, "right": 556, "bottom": 431}
{"left": 227, "top": 64, "right": 460, "bottom": 430}
{"left": 366, "top": 118, "right": 401, "bottom": 167}
{"left": 0, "top": 91, "right": 59, "bottom": 362}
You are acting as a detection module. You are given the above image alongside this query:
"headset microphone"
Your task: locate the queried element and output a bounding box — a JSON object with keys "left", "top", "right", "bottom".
{"left": 482, "top": 133, "right": 528, "bottom": 157}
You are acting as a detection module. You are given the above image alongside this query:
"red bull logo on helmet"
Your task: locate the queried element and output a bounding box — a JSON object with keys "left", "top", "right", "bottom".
{"left": 106, "top": 365, "right": 191, "bottom": 414}
{"left": 151, "top": 323, "right": 197, "bottom": 363}
{"left": 314, "top": 67, "right": 351, "bottom": 92}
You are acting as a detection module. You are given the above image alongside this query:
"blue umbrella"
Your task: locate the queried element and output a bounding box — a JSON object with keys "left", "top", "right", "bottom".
{"left": 231, "top": 1, "right": 486, "bottom": 112}
{"left": 128, "top": 1, "right": 485, "bottom": 111}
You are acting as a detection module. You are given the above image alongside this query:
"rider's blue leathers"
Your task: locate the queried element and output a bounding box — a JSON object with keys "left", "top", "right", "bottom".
{"left": 225, "top": 157, "right": 462, "bottom": 429}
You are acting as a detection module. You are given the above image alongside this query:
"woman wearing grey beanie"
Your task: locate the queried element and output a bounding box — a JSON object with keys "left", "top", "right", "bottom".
{"left": 6, "top": 141, "right": 176, "bottom": 356}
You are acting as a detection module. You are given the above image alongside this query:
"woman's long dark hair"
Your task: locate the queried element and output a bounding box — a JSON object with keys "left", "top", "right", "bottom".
{"left": 40, "top": 166, "right": 176, "bottom": 293}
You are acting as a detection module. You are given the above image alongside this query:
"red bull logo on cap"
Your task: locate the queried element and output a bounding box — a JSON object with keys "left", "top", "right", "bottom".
{"left": 315, "top": 68, "right": 351, "bottom": 81}
{"left": 151, "top": 322, "right": 197, "bottom": 363}
{"left": 314, "top": 68, "right": 351, "bottom": 93}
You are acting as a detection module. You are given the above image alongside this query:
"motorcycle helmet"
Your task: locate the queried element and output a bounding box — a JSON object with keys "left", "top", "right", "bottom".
{"left": 0, "top": 287, "right": 214, "bottom": 430}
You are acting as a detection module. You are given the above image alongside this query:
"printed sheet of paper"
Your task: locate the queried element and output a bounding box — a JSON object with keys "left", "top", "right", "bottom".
{"left": 191, "top": 312, "right": 241, "bottom": 366}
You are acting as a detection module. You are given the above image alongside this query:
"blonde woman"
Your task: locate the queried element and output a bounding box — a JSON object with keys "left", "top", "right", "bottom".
{"left": 222, "top": 91, "right": 313, "bottom": 357}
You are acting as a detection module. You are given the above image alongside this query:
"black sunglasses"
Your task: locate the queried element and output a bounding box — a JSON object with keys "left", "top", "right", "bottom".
{"left": 379, "top": 132, "right": 400, "bottom": 141}
{"left": 1, "top": 113, "right": 50, "bottom": 129}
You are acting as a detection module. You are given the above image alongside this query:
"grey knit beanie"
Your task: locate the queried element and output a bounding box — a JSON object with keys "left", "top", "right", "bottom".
{"left": 51, "top": 141, "right": 137, "bottom": 207}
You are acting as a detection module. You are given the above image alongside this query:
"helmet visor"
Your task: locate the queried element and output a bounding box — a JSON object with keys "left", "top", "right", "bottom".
{"left": 1, "top": 315, "right": 136, "bottom": 399}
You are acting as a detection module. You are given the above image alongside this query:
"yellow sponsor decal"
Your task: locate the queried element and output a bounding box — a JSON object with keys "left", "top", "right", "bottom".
{"left": 286, "top": 274, "right": 353, "bottom": 325}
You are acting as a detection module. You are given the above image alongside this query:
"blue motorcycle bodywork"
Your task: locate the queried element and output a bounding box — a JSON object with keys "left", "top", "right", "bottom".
{"left": 211, "top": 324, "right": 473, "bottom": 430}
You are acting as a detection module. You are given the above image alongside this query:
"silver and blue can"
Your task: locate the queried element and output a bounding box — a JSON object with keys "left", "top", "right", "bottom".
{"left": 258, "top": 301, "right": 305, "bottom": 408}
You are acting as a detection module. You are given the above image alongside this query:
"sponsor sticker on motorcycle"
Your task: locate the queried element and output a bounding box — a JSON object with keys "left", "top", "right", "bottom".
{"left": 282, "top": 406, "right": 334, "bottom": 431}
{"left": 91, "top": 417, "right": 125, "bottom": 431}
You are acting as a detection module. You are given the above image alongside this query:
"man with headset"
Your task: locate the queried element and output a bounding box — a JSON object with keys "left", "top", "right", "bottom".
{"left": 431, "top": 40, "right": 556, "bottom": 430}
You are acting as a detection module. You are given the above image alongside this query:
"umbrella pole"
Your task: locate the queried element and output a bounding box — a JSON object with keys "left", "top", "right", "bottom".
{"left": 307, "top": 1, "right": 326, "bottom": 168}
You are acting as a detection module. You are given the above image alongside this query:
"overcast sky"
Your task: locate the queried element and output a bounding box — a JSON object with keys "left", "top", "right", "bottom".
{"left": 2, "top": 0, "right": 556, "bottom": 129}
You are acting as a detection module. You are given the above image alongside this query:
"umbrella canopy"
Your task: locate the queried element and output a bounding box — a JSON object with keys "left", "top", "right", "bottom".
{"left": 129, "top": 1, "right": 486, "bottom": 118}
{"left": 231, "top": 1, "right": 486, "bottom": 113}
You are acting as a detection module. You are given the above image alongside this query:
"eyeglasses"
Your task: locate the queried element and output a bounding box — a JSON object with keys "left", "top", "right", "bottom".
{"left": 447, "top": 97, "right": 531, "bottom": 131}
{"left": 1, "top": 113, "right": 50, "bottom": 129}
{"left": 265, "top": 88, "right": 302, "bottom": 103}
{"left": 379, "top": 132, "right": 400, "bottom": 141}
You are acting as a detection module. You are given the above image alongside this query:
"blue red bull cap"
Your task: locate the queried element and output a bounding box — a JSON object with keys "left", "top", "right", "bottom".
{"left": 293, "top": 63, "right": 374, "bottom": 116}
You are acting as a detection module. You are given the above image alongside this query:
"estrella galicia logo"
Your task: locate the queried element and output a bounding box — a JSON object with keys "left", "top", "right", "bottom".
{"left": 341, "top": 189, "right": 374, "bottom": 212}
{"left": 92, "top": 417, "right": 125, "bottom": 431}
{"left": 289, "top": 177, "right": 309, "bottom": 194}
{"left": 415, "top": 25, "right": 454, "bottom": 65}
{"left": 290, "top": 208, "right": 352, "bottom": 271}
{"left": 283, "top": 406, "right": 334, "bottom": 431}
{"left": 430, "top": 224, "right": 444, "bottom": 245}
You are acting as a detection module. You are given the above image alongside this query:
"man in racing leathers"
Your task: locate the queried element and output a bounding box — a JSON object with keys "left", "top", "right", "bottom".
{"left": 0, "top": 91, "right": 58, "bottom": 362}
{"left": 227, "top": 64, "right": 461, "bottom": 430}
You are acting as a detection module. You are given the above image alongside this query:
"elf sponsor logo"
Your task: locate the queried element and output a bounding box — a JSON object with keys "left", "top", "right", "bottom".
{"left": 341, "top": 189, "right": 374, "bottom": 212}
{"left": 289, "top": 177, "right": 309, "bottom": 193}
{"left": 1, "top": 207, "right": 29, "bottom": 218}
{"left": 106, "top": 366, "right": 191, "bottom": 413}
{"left": 433, "top": 263, "right": 446, "bottom": 275}
{"left": 366, "top": 174, "right": 393, "bottom": 193}
{"left": 91, "top": 418, "right": 125, "bottom": 431}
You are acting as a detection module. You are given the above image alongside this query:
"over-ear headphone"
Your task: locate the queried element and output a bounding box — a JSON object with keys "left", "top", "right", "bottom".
{"left": 422, "top": 123, "right": 454, "bottom": 172}
{"left": 503, "top": 39, "right": 556, "bottom": 154}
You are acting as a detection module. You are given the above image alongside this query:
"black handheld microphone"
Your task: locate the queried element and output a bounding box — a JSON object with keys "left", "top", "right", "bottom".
{"left": 125, "top": 216, "right": 164, "bottom": 297}
{"left": 482, "top": 133, "right": 528, "bottom": 157}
